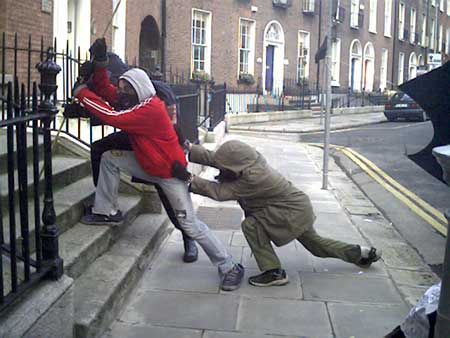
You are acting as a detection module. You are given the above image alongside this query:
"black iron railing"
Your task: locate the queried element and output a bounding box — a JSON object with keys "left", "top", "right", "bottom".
{"left": 0, "top": 42, "right": 63, "bottom": 312}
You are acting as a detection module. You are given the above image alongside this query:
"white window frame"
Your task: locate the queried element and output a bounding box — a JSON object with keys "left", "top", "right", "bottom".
{"left": 380, "top": 49, "right": 388, "bottom": 91}
{"left": 191, "top": 9, "right": 212, "bottom": 76}
{"left": 238, "top": 18, "right": 256, "bottom": 76}
{"left": 384, "top": 0, "right": 392, "bottom": 37}
{"left": 440, "top": 0, "right": 445, "bottom": 12}
{"left": 410, "top": 8, "right": 416, "bottom": 44}
{"left": 398, "top": 52, "right": 405, "bottom": 85}
{"left": 430, "top": 19, "right": 436, "bottom": 50}
{"left": 350, "top": 0, "right": 360, "bottom": 28}
{"left": 447, "top": 0, "right": 450, "bottom": 15}
{"left": 446, "top": 28, "right": 450, "bottom": 54}
{"left": 369, "top": 0, "right": 377, "bottom": 33}
{"left": 331, "top": 39, "right": 341, "bottom": 86}
{"left": 297, "top": 31, "right": 310, "bottom": 82}
{"left": 421, "top": 14, "right": 427, "bottom": 46}
{"left": 438, "top": 24, "right": 443, "bottom": 52}
{"left": 111, "top": 0, "right": 127, "bottom": 61}
{"left": 398, "top": 2, "right": 405, "bottom": 40}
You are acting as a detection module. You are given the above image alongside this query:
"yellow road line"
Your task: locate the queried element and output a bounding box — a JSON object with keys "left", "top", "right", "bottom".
{"left": 344, "top": 147, "right": 447, "bottom": 225}
{"left": 307, "top": 143, "right": 447, "bottom": 236}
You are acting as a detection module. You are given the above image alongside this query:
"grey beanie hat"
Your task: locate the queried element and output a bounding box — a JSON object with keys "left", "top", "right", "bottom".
{"left": 119, "top": 68, "right": 156, "bottom": 102}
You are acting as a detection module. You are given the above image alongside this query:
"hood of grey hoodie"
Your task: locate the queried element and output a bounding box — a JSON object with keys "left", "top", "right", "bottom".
{"left": 119, "top": 68, "right": 156, "bottom": 102}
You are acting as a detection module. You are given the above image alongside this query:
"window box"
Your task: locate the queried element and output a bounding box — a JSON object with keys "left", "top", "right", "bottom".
{"left": 191, "top": 70, "right": 210, "bottom": 83}
{"left": 273, "top": 0, "right": 292, "bottom": 9}
{"left": 238, "top": 73, "right": 255, "bottom": 85}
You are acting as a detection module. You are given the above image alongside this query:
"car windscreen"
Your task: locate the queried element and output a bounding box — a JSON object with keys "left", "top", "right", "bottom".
{"left": 391, "top": 93, "right": 413, "bottom": 102}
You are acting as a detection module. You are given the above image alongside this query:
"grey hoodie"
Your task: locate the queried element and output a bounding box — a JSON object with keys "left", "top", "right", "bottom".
{"left": 119, "top": 68, "right": 156, "bottom": 102}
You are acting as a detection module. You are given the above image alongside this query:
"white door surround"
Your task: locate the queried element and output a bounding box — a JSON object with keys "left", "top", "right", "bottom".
{"left": 262, "top": 21, "right": 285, "bottom": 95}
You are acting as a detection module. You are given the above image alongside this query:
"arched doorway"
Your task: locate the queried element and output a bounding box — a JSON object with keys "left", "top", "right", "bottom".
{"left": 409, "top": 52, "right": 418, "bottom": 79}
{"left": 349, "top": 39, "right": 362, "bottom": 91}
{"left": 262, "top": 21, "right": 285, "bottom": 94}
{"left": 139, "top": 16, "right": 161, "bottom": 73}
{"left": 363, "top": 42, "right": 375, "bottom": 92}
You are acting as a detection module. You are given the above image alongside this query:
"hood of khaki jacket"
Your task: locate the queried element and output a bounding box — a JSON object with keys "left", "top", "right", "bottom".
{"left": 214, "top": 140, "right": 259, "bottom": 174}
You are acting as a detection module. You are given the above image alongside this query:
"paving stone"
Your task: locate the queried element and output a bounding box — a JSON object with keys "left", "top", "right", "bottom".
{"left": 311, "top": 256, "right": 388, "bottom": 276}
{"left": 140, "top": 263, "right": 220, "bottom": 293}
{"left": 378, "top": 241, "right": 428, "bottom": 270}
{"left": 301, "top": 272, "right": 405, "bottom": 304}
{"left": 220, "top": 268, "right": 303, "bottom": 299}
{"left": 396, "top": 285, "right": 430, "bottom": 307}
{"left": 204, "top": 331, "right": 300, "bottom": 338}
{"left": 238, "top": 298, "right": 332, "bottom": 337}
{"left": 328, "top": 303, "right": 409, "bottom": 338}
{"left": 105, "top": 322, "right": 202, "bottom": 338}
{"left": 311, "top": 200, "right": 343, "bottom": 213}
{"left": 119, "top": 290, "right": 240, "bottom": 331}
{"left": 388, "top": 269, "right": 439, "bottom": 288}
{"left": 197, "top": 206, "right": 244, "bottom": 230}
{"left": 230, "top": 231, "right": 249, "bottom": 247}
{"left": 168, "top": 229, "right": 233, "bottom": 246}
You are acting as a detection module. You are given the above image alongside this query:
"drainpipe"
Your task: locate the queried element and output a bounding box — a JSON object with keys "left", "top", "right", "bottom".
{"left": 161, "top": 0, "right": 167, "bottom": 80}
{"left": 391, "top": 0, "right": 398, "bottom": 89}
{"left": 316, "top": 0, "right": 322, "bottom": 94}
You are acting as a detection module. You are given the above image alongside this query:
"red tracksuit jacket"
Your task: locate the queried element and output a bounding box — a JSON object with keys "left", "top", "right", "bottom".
{"left": 76, "top": 68, "right": 187, "bottom": 178}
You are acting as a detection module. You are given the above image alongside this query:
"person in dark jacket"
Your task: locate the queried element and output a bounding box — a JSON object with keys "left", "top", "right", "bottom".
{"left": 82, "top": 44, "right": 198, "bottom": 263}
{"left": 71, "top": 40, "right": 244, "bottom": 291}
{"left": 173, "top": 140, "right": 382, "bottom": 287}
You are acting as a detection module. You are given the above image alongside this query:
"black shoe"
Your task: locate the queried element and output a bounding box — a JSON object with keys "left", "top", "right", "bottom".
{"left": 221, "top": 264, "right": 245, "bottom": 291}
{"left": 81, "top": 210, "right": 124, "bottom": 226}
{"left": 183, "top": 237, "right": 198, "bottom": 263}
{"left": 248, "top": 269, "right": 289, "bottom": 287}
{"left": 356, "top": 246, "right": 382, "bottom": 268}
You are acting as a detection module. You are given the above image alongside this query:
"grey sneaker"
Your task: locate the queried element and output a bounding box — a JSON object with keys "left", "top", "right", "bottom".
{"left": 248, "top": 269, "right": 289, "bottom": 287}
{"left": 356, "top": 246, "right": 382, "bottom": 268}
{"left": 220, "top": 264, "right": 244, "bottom": 291}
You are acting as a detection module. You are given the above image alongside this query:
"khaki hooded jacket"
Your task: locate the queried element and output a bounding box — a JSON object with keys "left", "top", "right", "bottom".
{"left": 189, "top": 140, "right": 316, "bottom": 247}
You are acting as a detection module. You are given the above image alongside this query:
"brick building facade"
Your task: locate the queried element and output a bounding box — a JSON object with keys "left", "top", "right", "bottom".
{"left": 1, "top": 0, "right": 450, "bottom": 94}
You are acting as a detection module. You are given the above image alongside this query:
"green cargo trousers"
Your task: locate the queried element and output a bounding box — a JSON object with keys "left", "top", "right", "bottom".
{"left": 242, "top": 221, "right": 361, "bottom": 272}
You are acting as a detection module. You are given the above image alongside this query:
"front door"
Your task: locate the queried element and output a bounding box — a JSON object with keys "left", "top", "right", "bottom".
{"left": 351, "top": 58, "right": 356, "bottom": 91}
{"left": 265, "top": 45, "right": 275, "bottom": 92}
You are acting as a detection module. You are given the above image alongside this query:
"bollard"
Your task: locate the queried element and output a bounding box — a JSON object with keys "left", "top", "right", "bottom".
{"left": 435, "top": 210, "right": 450, "bottom": 337}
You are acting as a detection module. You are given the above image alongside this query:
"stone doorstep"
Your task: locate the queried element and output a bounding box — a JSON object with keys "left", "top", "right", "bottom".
{"left": 73, "top": 213, "right": 171, "bottom": 338}
{"left": 60, "top": 193, "right": 143, "bottom": 280}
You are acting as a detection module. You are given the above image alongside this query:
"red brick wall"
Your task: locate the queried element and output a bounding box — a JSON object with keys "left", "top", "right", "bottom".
{"left": 1, "top": 0, "right": 53, "bottom": 85}
{"left": 91, "top": 0, "right": 114, "bottom": 48}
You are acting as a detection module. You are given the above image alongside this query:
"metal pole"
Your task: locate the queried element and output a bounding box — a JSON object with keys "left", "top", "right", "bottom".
{"left": 435, "top": 211, "right": 450, "bottom": 337}
{"left": 322, "top": 0, "right": 333, "bottom": 190}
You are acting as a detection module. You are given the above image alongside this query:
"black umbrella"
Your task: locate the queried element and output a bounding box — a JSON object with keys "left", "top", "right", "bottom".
{"left": 399, "top": 61, "right": 450, "bottom": 181}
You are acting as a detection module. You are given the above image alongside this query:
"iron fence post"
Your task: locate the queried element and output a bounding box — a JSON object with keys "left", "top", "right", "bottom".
{"left": 36, "top": 48, "right": 63, "bottom": 280}
{"left": 256, "top": 83, "right": 260, "bottom": 112}
{"left": 435, "top": 211, "right": 450, "bottom": 338}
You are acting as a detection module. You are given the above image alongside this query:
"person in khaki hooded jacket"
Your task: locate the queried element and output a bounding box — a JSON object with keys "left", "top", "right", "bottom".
{"left": 174, "top": 140, "right": 382, "bottom": 286}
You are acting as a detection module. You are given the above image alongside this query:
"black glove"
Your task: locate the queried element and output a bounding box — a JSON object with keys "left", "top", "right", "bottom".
{"left": 171, "top": 160, "right": 192, "bottom": 182}
{"left": 79, "top": 61, "right": 94, "bottom": 82}
{"left": 89, "top": 38, "right": 107, "bottom": 63}
{"left": 63, "top": 102, "right": 91, "bottom": 119}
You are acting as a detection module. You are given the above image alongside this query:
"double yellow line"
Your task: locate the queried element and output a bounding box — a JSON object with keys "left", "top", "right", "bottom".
{"left": 311, "top": 143, "right": 448, "bottom": 236}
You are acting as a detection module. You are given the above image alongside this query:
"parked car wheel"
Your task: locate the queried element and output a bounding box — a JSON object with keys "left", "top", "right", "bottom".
{"left": 386, "top": 116, "right": 396, "bottom": 122}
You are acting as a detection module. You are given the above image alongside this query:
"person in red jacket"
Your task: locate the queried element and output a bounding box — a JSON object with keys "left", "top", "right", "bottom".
{"left": 72, "top": 58, "right": 244, "bottom": 291}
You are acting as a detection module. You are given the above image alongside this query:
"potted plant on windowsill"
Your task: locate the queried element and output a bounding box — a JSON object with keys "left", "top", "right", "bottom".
{"left": 191, "top": 70, "right": 210, "bottom": 84}
{"left": 238, "top": 73, "right": 255, "bottom": 86}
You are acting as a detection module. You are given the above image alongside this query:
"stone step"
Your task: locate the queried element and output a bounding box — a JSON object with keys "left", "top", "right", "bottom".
{"left": 0, "top": 130, "right": 45, "bottom": 175}
{"left": 60, "top": 194, "right": 144, "bottom": 279}
{"left": 73, "top": 213, "right": 171, "bottom": 338}
{"left": 0, "top": 155, "right": 91, "bottom": 212}
{"left": 2, "top": 176, "right": 96, "bottom": 253}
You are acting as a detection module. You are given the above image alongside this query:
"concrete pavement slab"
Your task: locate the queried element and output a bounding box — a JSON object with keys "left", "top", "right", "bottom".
{"left": 119, "top": 290, "right": 240, "bottom": 331}
{"left": 377, "top": 241, "right": 430, "bottom": 270}
{"left": 237, "top": 297, "right": 333, "bottom": 337}
{"left": 204, "top": 331, "right": 300, "bottom": 338}
{"left": 140, "top": 263, "right": 220, "bottom": 293}
{"left": 230, "top": 231, "right": 250, "bottom": 247}
{"left": 311, "top": 256, "right": 388, "bottom": 276}
{"left": 105, "top": 323, "right": 203, "bottom": 338}
{"left": 328, "top": 303, "right": 409, "bottom": 338}
{"left": 301, "top": 272, "right": 405, "bottom": 304}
